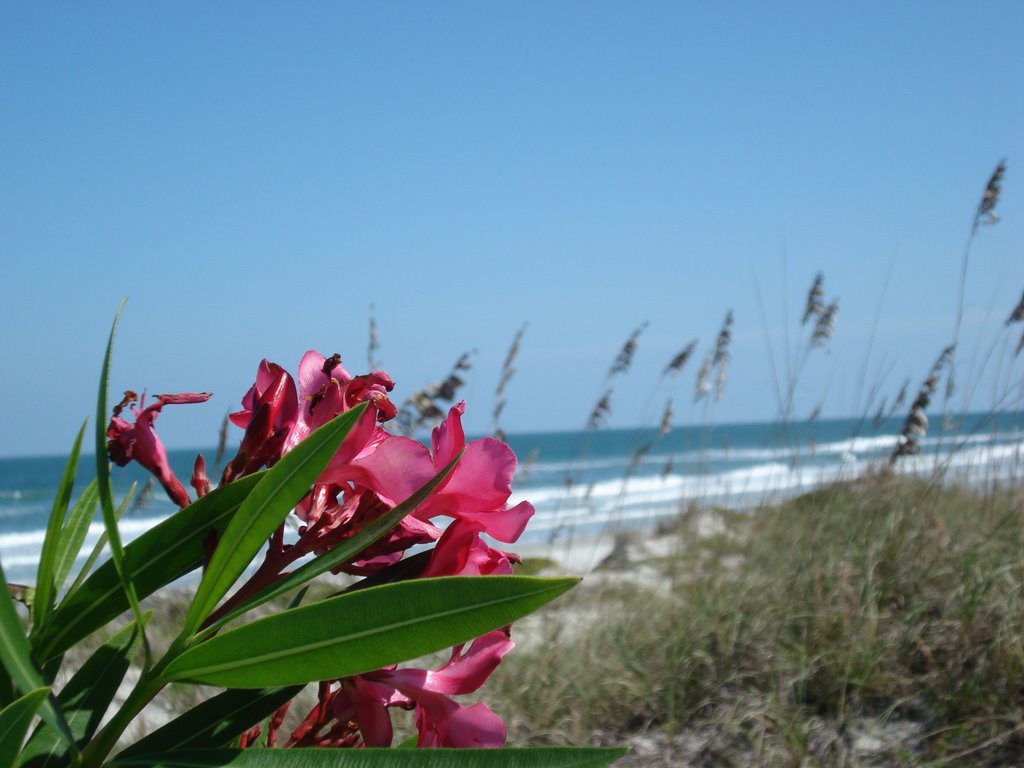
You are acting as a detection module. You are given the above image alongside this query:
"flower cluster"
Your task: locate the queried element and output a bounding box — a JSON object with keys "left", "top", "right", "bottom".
{"left": 107, "top": 350, "right": 534, "bottom": 748}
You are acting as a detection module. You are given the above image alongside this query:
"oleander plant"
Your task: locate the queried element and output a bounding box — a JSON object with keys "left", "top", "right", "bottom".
{"left": 0, "top": 306, "right": 625, "bottom": 768}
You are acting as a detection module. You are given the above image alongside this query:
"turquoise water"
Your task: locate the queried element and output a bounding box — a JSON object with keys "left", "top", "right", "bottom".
{"left": 3, "top": 411, "right": 1024, "bottom": 584}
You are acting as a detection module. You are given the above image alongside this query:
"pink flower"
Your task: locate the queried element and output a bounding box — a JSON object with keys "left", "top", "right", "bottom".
{"left": 221, "top": 360, "right": 299, "bottom": 482}
{"left": 106, "top": 391, "right": 211, "bottom": 508}
{"left": 419, "top": 520, "right": 519, "bottom": 578}
{"left": 114, "top": 348, "right": 538, "bottom": 755}
{"left": 333, "top": 403, "right": 534, "bottom": 543}
{"left": 289, "top": 630, "right": 514, "bottom": 748}
{"left": 223, "top": 352, "right": 397, "bottom": 483}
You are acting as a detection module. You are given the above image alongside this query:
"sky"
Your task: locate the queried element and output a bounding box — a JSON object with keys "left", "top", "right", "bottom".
{"left": 2, "top": 2, "right": 1022, "bottom": 457}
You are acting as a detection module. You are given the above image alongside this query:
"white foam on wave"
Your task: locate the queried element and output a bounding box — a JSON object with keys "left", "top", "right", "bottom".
{"left": 0, "top": 515, "right": 172, "bottom": 551}
{"left": 4, "top": 432, "right": 1024, "bottom": 580}
{"left": 518, "top": 438, "right": 1024, "bottom": 537}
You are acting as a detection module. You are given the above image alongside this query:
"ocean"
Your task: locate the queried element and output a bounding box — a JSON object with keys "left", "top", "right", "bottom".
{"left": 3, "top": 412, "right": 1024, "bottom": 586}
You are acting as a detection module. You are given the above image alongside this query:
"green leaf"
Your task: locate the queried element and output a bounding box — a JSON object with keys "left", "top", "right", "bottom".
{"left": 0, "top": 658, "right": 13, "bottom": 709}
{"left": 0, "top": 687, "right": 49, "bottom": 768}
{"left": 109, "top": 747, "right": 629, "bottom": 767}
{"left": 197, "top": 450, "right": 462, "bottom": 640}
{"left": 182, "top": 403, "right": 368, "bottom": 638}
{"left": 0, "top": 562, "right": 77, "bottom": 756}
{"left": 20, "top": 615, "right": 149, "bottom": 768}
{"left": 95, "top": 299, "right": 150, "bottom": 664}
{"left": 34, "top": 473, "right": 263, "bottom": 661}
{"left": 50, "top": 479, "right": 99, "bottom": 604}
{"left": 61, "top": 481, "right": 132, "bottom": 601}
{"left": 164, "top": 576, "right": 577, "bottom": 688}
{"left": 116, "top": 686, "right": 301, "bottom": 759}
{"left": 33, "top": 421, "right": 87, "bottom": 632}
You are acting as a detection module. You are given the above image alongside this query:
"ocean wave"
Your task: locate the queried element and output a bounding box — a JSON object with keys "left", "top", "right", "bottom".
{"left": 4, "top": 425, "right": 1023, "bottom": 582}
{"left": 0, "top": 515, "right": 172, "bottom": 553}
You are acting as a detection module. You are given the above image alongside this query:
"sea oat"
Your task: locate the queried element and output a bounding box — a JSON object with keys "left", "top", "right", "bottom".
{"left": 693, "top": 311, "right": 734, "bottom": 403}
{"left": 493, "top": 324, "right": 527, "bottom": 438}
{"left": 131, "top": 476, "right": 155, "bottom": 512}
{"left": 624, "top": 443, "right": 652, "bottom": 485}
{"left": 693, "top": 352, "right": 713, "bottom": 403}
{"left": 715, "top": 363, "right": 728, "bottom": 401}
{"left": 973, "top": 159, "right": 1006, "bottom": 233}
{"left": 663, "top": 340, "right": 698, "bottom": 377}
{"left": 810, "top": 300, "right": 839, "bottom": 350}
{"left": 802, "top": 273, "right": 825, "bottom": 326}
{"left": 661, "top": 455, "right": 674, "bottom": 479}
{"left": 396, "top": 351, "right": 474, "bottom": 435}
{"left": 712, "top": 311, "right": 734, "bottom": 400}
{"left": 659, "top": 399, "right": 673, "bottom": 437}
{"left": 214, "top": 411, "right": 230, "bottom": 470}
{"left": 1004, "top": 290, "right": 1024, "bottom": 356}
{"left": 608, "top": 322, "right": 648, "bottom": 378}
{"left": 587, "top": 388, "right": 613, "bottom": 431}
{"left": 1006, "top": 290, "right": 1024, "bottom": 325}
{"left": 713, "top": 311, "right": 733, "bottom": 366}
{"left": 955, "top": 161, "right": 1008, "bottom": 358}
{"left": 890, "top": 379, "right": 909, "bottom": 414}
{"left": 891, "top": 344, "right": 955, "bottom": 462}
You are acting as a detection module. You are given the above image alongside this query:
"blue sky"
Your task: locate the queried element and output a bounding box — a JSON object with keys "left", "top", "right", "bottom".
{"left": 2, "top": 2, "right": 1021, "bottom": 457}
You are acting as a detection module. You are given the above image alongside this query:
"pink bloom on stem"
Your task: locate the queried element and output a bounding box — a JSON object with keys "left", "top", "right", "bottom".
{"left": 191, "top": 453, "right": 211, "bottom": 498}
{"left": 223, "top": 352, "right": 397, "bottom": 483}
{"left": 335, "top": 403, "right": 534, "bottom": 543}
{"left": 293, "top": 351, "right": 397, "bottom": 437}
{"left": 291, "top": 487, "right": 441, "bottom": 577}
{"left": 106, "top": 391, "right": 211, "bottom": 508}
{"left": 419, "top": 520, "right": 519, "bottom": 577}
{"left": 365, "top": 629, "right": 514, "bottom": 748}
{"left": 222, "top": 361, "right": 298, "bottom": 482}
{"left": 291, "top": 630, "right": 514, "bottom": 748}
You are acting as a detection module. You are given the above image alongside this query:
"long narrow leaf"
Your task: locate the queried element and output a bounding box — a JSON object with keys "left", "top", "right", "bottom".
{"left": 0, "top": 687, "right": 49, "bottom": 768}
{"left": 33, "top": 421, "right": 87, "bottom": 631}
{"left": 110, "top": 747, "right": 629, "bottom": 767}
{"left": 20, "top": 615, "right": 149, "bottom": 768}
{"left": 0, "top": 562, "right": 76, "bottom": 755}
{"left": 94, "top": 300, "right": 149, "bottom": 664}
{"left": 61, "top": 482, "right": 133, "bottom": 602}
{"left": 35, "top": 473, "right": 263, "bottom": 661}
{"left": 198, "top": 450, "right": 462, "bottom": 639}
{"left": 50, "top": 479, "right": 99, "bottom": 604}
{"left": 164, "top": 576, "right": 576, "bottom": 688}
{"left": 0, "top": 657, "right": 13, "bottom": 710}
{"left": 182, "top": 403, "right": 368, "bottom": 638}
{"left": 116, "top": 686, "right": 301, "bottom": 759}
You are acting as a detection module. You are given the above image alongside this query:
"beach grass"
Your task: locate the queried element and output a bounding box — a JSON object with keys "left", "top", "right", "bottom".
{"left": 488, "top": 473, "right": 1024, "bottom": 766}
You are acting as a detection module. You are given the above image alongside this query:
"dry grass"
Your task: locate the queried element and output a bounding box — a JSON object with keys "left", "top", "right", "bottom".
{"left": 490, "top": 475, "right": 1024, "bottom": 766}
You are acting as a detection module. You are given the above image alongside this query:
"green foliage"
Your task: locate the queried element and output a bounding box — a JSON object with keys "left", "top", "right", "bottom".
{"left": 21, "top": 617, "right": 150, "bottom": 767}
{"left": 164, "top": 577, "right": 576, "bottom": 687}
{"left": 181, "top": 404, "right": 368, "bottom": 639}
{"left": 0, "top": 689, "right": 50, "bottom": 768}
{"left": 93, "top": 299, "right": 148, "bottom": 664}
{"left": 197, "top": 451, "right": 464, "bottom": 639}
{"left": 116, "top": 688, "right": 302, "bottom": 759}
{"left": 0, "top": 561, "right": 77, "bottom": 757}
{"left": 34, "top": 474, "right": 264, "bottom": 661}
{"left": 33, "top": 421, "right": 88, "bottom": 633}
{"left": 0, "top": 309, "right": 619, "bottom": 767}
